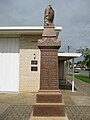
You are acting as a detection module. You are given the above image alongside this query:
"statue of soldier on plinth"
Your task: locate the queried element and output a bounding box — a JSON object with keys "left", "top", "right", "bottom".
{"left": 44, "top": 5, "right": 54, "bottom": 26}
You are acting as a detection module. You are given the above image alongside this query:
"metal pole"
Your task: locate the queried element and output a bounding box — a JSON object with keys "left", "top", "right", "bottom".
{"left": 72, "top": 58, "right": 74, "bottom": 92}
{"left": 68, "top": 46, "right": 70, "bottom": 74}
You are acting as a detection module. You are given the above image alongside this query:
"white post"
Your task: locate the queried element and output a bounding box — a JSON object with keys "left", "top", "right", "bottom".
{"left": 72, "top": 58, "right": 74, "bottom": 92}
{"left": 68, "top": 60, "right": 69, "bottom": 74}
{"left": 64, "top": 61, "right": 67, "bottom": 84}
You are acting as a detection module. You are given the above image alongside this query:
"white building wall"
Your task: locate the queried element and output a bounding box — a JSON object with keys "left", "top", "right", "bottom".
{"left": 0, "top": 37, "right": 19, "bottom": 92}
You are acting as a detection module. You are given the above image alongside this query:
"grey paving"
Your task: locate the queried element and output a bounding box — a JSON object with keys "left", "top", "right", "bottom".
{"left": 66, "top": 106, "right": 90, "bottom": 120}
{"left": 67, "top": 75, "right": 90, "bottom": 96}
{"left": 71, "top": 96, "right": 90, "bottom": 106}
{"left": 0, "top": 105, "right": 32, "bottom": 120}
{"left": 0, "top": 77, "right": 90, "bottom": 120}
{"left": 0, "top": 105, "right": 90, "bottom": 120}
{"left": 0, "top": 93, "right": 35, "bottom": 120}
{"left": 0, "top": 103, "right": 10, "bottom": 116}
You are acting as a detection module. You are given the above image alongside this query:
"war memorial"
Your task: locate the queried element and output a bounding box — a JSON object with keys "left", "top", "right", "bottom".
{"left": 30, "top": 5, "right": 68, "bottom": 120}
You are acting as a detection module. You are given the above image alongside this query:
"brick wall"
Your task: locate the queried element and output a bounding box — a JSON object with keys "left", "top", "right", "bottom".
{"left": 19, "top": 35, "right": 41, "bottom": 93}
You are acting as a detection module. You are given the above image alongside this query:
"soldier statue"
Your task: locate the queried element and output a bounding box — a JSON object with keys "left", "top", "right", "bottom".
{"left": 44, "top": 5, "right": 54, "bottom": 26}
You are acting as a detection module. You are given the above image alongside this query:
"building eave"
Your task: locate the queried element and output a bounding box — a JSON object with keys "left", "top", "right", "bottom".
{"left": 58, "top": 53, "right": 82, "bottom": 61}
{"left": 0, "top": 26, "right": 62, "bottom": 37}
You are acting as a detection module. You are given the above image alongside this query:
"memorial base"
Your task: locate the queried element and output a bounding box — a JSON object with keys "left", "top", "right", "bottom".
{"left": 29, "top": 90, "right": 68, "bottom": 119}
{"left": 30, "top": 115, "right": 68, "bottom": 120}
{"left": 36, "top": 90, "right": 62, "bottom": 103}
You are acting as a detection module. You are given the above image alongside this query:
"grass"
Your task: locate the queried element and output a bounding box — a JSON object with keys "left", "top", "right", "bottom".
{"left": 68, "top": 74, "right": 90, "bottom": 84}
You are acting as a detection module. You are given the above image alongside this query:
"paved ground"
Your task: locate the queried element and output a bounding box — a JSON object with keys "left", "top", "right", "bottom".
{"left": 0, "top": 76, "right": 90, "bottom": 120}
{"left": 0, "top": 93, "right": 35, "bottom": 120}
{"left": 67, "top": 75, "right": 90, "bottom": 96}
{"left": 63, "top": 75, "right": 90, "bottom": 120}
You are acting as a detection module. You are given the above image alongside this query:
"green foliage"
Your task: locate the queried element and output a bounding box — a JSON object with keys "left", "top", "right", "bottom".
{"left": 76, "top": 60, "right": 85, "bottom": 65}
{"left": 76, "top": 47, "right": 90, "bottom": 56}
{"left": 85, "top": 54, "right": 90, "bottom": 67}
{"left": 65, "top": 61, "right": 72, "bottom": 67}
{"left": 68, "top": 74, "right": 90, "bottom": 83}
{"left": 84, "top": 54, "right": 90, "bottom": 77}
{"left": 76, "top": 47, "right": 90, "bottom": 71}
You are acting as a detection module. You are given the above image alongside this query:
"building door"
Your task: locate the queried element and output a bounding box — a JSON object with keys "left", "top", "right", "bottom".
{"left": 0, "top": 37, "right": 19, "bottom": 92}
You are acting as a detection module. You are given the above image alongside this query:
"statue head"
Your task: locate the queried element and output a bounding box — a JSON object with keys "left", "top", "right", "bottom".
{"left": 48, "top": 5, "right": 52, "bottom": 9}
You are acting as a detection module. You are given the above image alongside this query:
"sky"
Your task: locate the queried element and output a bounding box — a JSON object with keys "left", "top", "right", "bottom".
{"left": 0, "top": 0, "right": 90, "bottom": 52}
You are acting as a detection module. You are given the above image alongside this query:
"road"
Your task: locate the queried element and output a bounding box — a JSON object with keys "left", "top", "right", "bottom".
{"left": 79, "top": 70, "right": 89, "bottom": 77}
{"left": 69, "top": 69, "right": 89, "bottom": 77}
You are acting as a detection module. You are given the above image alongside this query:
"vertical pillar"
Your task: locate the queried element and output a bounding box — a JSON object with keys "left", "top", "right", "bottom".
{"left": 72, "top": 58, "right": 74, "bottom": 92}
{"left": 32, "top": 25, "right": 66, "bottom": 117}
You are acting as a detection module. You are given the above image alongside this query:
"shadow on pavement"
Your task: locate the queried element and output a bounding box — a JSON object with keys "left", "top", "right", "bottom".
{"left": 59, "top": 80, "right": 77, "bottom": 90}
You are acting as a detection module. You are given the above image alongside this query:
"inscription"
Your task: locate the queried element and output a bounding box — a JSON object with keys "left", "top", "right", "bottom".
{"left": 40, "top": 52, "right": 58, "bottom": 89}
{"left": 40, "top": 50, "right": 59, "bottom": 89}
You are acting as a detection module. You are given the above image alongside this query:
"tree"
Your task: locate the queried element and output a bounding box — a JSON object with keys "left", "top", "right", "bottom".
{"left": 76, "top": 47, "right": 90, "bottom": 77}
{"left": 76, "top": 47, "right": 90, "bottom": 56}
{"left": 85, "top": 54, "right": 90, "bottom": 78}
{"left": 76, "top": 60, "right": 86, "bottom": 69}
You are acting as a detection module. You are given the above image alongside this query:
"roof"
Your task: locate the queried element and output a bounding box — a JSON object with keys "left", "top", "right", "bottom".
{"left": 0, "top": 26, "right": 62, "bottom": 37}
{"left": 58, "top": 53, "right": 82, "bottom": 61}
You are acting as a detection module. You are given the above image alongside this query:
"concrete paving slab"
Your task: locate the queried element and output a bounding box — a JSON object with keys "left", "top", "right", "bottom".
{"left": 11, "top": 94, "right": 36, "bottom": 105}
{"left": 0, "top": 93, "right": 17, "bottom": 104}
{"left": 0, "top": 105, "right": 32, "bottom": 120}
{"left": 0, "top": 103, "right": 10, "bottom": 116}
{"left": 71, "top": 96, "right": 90, "bottom": 106}
{"left": 61, "top": 90, "right": 85, "bottom": 106}
{"left": 66, "top": 106, "right": 90, "bottom": 120}
{"left": 0, "top": 93, "right": 36, "bottom": 105}
{"left": 67, "top": 75, "right": 90, "bottom": 96}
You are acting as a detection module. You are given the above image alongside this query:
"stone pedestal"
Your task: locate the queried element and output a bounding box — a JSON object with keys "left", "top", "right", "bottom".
{"left": 33, "top": 90, "right": 65, "bottom": 117}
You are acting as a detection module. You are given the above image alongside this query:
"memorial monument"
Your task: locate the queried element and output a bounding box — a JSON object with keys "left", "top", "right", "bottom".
{"left": 30, "top": 5, "right": 67, "bottom": 120}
